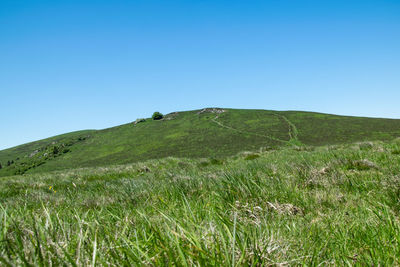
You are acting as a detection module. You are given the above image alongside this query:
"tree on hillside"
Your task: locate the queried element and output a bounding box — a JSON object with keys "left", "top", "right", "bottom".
{"left": 152, "top": 112, "right": 164, "bottom": 120}
{"left": 7, "top": 160, "right": 11, "bottom": 166}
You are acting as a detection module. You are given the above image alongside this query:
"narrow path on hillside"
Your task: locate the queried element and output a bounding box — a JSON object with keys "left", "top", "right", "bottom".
{"left": 274, "top": 114, "right": 299, "bottom": 141}
{"left": 210, "top": 114, "right": 289, "bottom": 144}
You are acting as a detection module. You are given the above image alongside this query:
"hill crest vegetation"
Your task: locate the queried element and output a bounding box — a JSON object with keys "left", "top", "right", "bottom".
{"left": 1, "top": 108, "right": 400, "bottom": 177}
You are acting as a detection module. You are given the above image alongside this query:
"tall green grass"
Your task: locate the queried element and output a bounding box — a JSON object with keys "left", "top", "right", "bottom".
{"left": 0, "top": 140, "right": 400, "bottom": 265}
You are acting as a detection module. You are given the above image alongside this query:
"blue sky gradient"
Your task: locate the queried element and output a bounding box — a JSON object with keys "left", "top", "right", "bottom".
{"left": 1, "top": 0, "right": 399, "bottom": 149}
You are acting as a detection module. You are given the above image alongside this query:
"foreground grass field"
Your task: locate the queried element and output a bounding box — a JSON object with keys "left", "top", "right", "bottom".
{"left": 1, "top": 139, "right": 400, "bottom": 265}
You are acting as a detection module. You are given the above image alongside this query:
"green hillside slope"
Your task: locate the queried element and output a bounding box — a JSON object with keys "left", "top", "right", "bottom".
{"left": 1, "top": 108, "right": 400, "bottom": 176}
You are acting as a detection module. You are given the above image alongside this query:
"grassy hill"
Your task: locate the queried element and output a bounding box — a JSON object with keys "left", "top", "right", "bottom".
{"left": 1, "top": 108, "right": 400, "bottom": 176}
{"left": 1, "top": 139, "right": 400, "bottom": 265}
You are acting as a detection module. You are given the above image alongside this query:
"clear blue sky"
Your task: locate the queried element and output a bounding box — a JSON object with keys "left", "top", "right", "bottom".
{"left": 1, "top": 0, "right": 399, "bottom": 150}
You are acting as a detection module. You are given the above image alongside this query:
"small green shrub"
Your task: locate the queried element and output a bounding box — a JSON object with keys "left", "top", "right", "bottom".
{"left": 152, "top": 112, "right": 164, "bottom": 120}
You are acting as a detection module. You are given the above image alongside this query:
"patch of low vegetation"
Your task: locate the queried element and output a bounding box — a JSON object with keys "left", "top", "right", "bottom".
{"left": 0, "top": 135, "right": 90, "bottom": 176}
{"left": 0, "top": 140, "right": 399, "bottom": 265}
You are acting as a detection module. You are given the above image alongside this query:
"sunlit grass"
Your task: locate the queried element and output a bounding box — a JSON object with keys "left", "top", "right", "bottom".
{"left": 0, "top": 140, "right": 400, "bottom": 265}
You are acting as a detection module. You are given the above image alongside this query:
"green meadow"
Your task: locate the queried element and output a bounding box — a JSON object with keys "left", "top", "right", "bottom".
{"left": 0, "top": 139, "right": 400, "bottom": 265}
{"left": 1, "top": 108, "right": 400, "bottom": 177}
